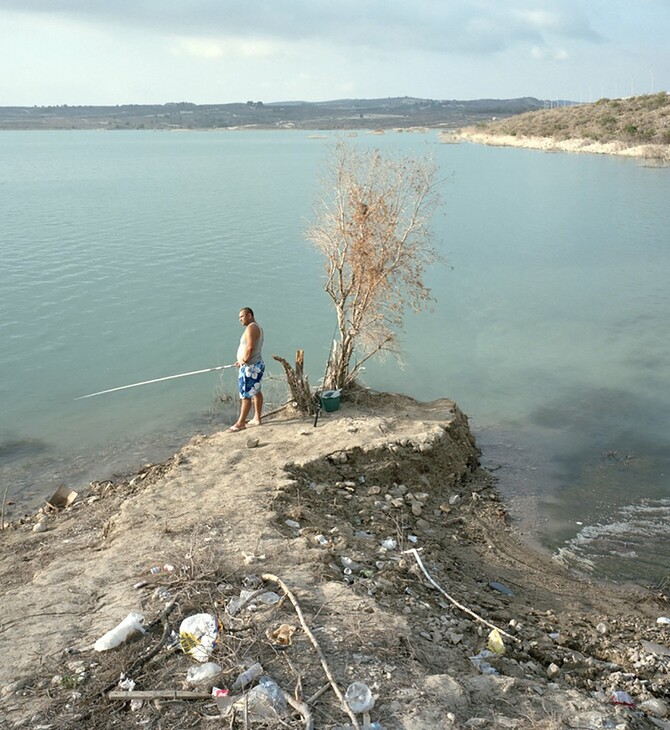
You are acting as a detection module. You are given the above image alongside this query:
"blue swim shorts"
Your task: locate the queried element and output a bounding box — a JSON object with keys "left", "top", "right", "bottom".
{"left": 238, "top": 360, "right": 265, "bottom": 399}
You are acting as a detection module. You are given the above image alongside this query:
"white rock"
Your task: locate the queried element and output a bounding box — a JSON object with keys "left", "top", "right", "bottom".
{"left": 639, "top": 698, "right": 669, "bottom": 718}
{"left": 546, "top": 663, "right": 560, "bottom": 678}
{"left": 32, "top": 521, "right": 48, "bottom": 533}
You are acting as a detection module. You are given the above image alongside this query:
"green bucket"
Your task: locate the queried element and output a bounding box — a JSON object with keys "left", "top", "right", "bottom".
{"left": 320, "top": 390, "right": 341, "bottom": 412}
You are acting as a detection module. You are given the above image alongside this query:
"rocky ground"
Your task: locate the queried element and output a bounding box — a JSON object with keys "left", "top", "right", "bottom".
{"left": 1, "top": 392, "right": 669, "bottom": 729}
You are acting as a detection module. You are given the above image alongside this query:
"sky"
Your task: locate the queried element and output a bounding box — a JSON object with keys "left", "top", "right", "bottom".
{"left": 0, "top": 0, "right": 668, "bottom": 106}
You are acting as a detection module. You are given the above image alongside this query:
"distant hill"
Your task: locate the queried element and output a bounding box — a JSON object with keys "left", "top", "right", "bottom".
{"left": 467, "top": 92, "right": 670, "bottom": 147}
{"left": 0, "top": 96, "right": 547, "bottom": 131}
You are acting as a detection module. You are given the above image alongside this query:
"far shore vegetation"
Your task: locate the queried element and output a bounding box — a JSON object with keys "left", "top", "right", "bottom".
{"left": 472, "top": 92, "right": 670, "bottom": 147}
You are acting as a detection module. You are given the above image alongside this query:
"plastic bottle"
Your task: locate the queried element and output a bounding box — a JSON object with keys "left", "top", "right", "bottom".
{"left": 255, "top": 676, "right": 288, "bottom": 713}
{"left": 231, "top": 662, "right": 263, "bottom": 690}
{"left": 94, "top": 612, "right": 145, "bottom": 652}
{"left": 345, "top": 681, "right": 375, "bottom": 713}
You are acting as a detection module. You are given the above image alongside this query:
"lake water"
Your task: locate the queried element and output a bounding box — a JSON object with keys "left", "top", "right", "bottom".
{"left": 2, "top": 130, "right": 669, "bottom": 586}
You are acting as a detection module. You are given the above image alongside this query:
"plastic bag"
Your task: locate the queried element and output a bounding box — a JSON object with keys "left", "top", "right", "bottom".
{"left": 179, "top": 613, "right": 220, "bottom": 662}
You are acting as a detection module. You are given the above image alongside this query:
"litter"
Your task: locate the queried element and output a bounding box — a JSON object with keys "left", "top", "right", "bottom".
{"left": 470, "top": 649, "right": 499, "bottom": 675}
{"left": 487, "top": 628, "right": 505, "bottom": 655}
{"left": 267, "top": 623, "right": 297, "bottom": 648}
{"left": 345, "top": 681, "right": 375, "bottom": 713}
{"left": 179, "top": 613, "right": 220, "bottom": 663}
{"left": 231, "top": 662, "right": 263, "bottom": 691}
{"left": 233, "top": 676, "right": 288, "bottom": 720}
{"left": 94, "top": 612, "right": 145, "bottom": 652}
{"left": 185, "top": 662, "right": 221, "bottom": 685}
{"left": 46, "top": 485, "right": 78, "bottom": 510}
{"left": 611, "top": 690, "right": 635, "bottom": 707}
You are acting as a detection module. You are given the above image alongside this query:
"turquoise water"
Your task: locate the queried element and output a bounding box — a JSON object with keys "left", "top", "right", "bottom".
{"left": 2, "top": 130, "right": 669, "bottom": 584}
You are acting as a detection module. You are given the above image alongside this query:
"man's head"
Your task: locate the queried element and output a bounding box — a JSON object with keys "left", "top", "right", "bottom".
{"left": 239, "top": 307, "right": 255, "bottom": 326}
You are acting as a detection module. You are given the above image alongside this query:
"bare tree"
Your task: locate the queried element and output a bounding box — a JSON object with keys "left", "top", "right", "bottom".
{"left": 307, "top": 140, "right": 443, "bottom": 391}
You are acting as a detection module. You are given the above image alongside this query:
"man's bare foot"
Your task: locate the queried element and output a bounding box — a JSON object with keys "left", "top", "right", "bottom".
{"left": 227, "top": 424, "right": 246, "bottom": 432}
{"left": 245, "top": 419, "right": 262, "bottom": 427}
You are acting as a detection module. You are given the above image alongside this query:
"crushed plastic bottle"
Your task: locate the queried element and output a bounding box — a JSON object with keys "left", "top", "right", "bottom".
{"left": 233, "top": 676, "right": 287, "bottom": 720}
{"left": 231, "top": 662, "right": 263, "bottom": 691}
{"left": 345, "top": 681, "right": 375, "bottom": 713}
{"left": 94, "top": 612, "right": 145, "bottom": 652}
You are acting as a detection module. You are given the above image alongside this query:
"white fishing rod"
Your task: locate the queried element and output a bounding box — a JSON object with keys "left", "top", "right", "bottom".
{"left": 75, "top": 364, "right": 237, "bottom": 400}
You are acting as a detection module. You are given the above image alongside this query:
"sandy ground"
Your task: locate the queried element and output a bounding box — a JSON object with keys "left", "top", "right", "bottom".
{"left": 442, "top": 129, "right": 670, "bottom": 163}
{"left": 1, "top": 392, "right": 669, "bottom": 729}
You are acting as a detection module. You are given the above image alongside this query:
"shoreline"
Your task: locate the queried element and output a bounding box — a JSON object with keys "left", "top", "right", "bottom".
{"left": 444, "top": 128, "right": 670, "bottom": 163}
{"left": 1, "top": 393, "right": 668, "bottom": 728}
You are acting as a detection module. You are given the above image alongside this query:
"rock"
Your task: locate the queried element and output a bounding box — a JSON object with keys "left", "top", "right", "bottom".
{"left": 424, "top": 674, "right": 467, "bottom": 708}
{"left": 567, "top": 711, "right": 617, "bottom": 729}
{"left": 546, "top": 663, "right": 560, "bottom": 678}
{"left": 641, "top": 640, "right": 670, "bottom": 656}
{"left": 596, "top": 622, "right": 609, "bottom": 635}
{"left": 32, "top": 521, "right": 48, "bottom": 533}
{"left": 639, "top": 698, "right": 669, "bottom": 718}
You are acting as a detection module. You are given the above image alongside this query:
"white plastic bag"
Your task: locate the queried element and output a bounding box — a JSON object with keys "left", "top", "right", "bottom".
{"left": 179, "top": 613, "right": 219, "bottom": 662}
{"left": 186, "top": 662, "right": 222, "bottom": 685}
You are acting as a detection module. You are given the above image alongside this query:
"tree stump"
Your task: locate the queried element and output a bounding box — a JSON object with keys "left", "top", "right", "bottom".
{"left": 272, "top": 350, "right": 317, "bottom": 415}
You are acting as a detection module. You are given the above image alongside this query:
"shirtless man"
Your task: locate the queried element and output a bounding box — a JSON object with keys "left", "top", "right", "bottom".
{"left": 228, "top": 307, "right": 264, "bottom": 432}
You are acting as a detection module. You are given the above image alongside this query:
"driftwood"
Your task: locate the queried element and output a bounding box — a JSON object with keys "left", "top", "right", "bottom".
{"left": 272, "top": 350, "right": 317, "bottom": 415}
{"left": 262, "top": 573, "right": 360, "bottom": 730}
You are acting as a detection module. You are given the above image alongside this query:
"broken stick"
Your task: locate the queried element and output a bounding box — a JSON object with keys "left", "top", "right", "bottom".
{"left": 262, "top": 572, "right": 360, "bottom": 730}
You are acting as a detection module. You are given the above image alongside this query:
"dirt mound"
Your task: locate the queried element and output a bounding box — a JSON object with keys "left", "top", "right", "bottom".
{"left": 0, "top": 393, "right": 668, "bottom": 729}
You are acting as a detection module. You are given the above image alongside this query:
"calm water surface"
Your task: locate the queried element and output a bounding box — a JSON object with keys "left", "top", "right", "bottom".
{"left": 2, "top": 130, "right": 669, "bottom": 585}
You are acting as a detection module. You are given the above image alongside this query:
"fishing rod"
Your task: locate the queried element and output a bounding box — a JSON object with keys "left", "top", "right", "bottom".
{"left": 75, "top": 364, "right": 237, "bottom": 400}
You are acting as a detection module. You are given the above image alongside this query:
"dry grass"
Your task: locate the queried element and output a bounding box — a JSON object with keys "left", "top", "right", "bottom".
{"left": 475, "top": 92, "right": 670, "bottom": 146}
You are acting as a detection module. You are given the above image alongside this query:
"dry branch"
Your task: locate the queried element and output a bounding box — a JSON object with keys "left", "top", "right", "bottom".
{"left": 404, "top": 548, "right": 519, "bottom": 642}
{"left": 262, "top": 572, "right": 360, "bottom": 730}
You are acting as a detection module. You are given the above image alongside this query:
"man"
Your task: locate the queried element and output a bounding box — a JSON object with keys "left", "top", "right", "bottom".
{"left": 228, "top": 307, "right": 264, "bottom": 432}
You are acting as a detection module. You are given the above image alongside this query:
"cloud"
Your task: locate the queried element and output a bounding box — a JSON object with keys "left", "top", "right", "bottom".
{"left": 0, "top": 0, "right": 604, "bottom": 56}
{"left": 173, "top": 37, "right": 283, "bottom": 60}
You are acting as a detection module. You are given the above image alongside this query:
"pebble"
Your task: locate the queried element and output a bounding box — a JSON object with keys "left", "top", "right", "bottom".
{"left": 546, "top": 663, "right": 560, "bottom": 678}
{"left": 32, "top": 521, "right": 48, "bottom": 533}
{"left": 657, "top": 617, "right": 670, "bottom": 625}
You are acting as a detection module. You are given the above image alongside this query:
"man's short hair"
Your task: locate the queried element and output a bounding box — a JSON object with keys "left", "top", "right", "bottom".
{"left": 240, "top": 307, "right": 254, "bottom": 317}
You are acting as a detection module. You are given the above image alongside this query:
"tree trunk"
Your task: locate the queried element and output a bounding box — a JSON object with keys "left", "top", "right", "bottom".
{"left": 272, "top": 350, "right": 317, "bottom": 414}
